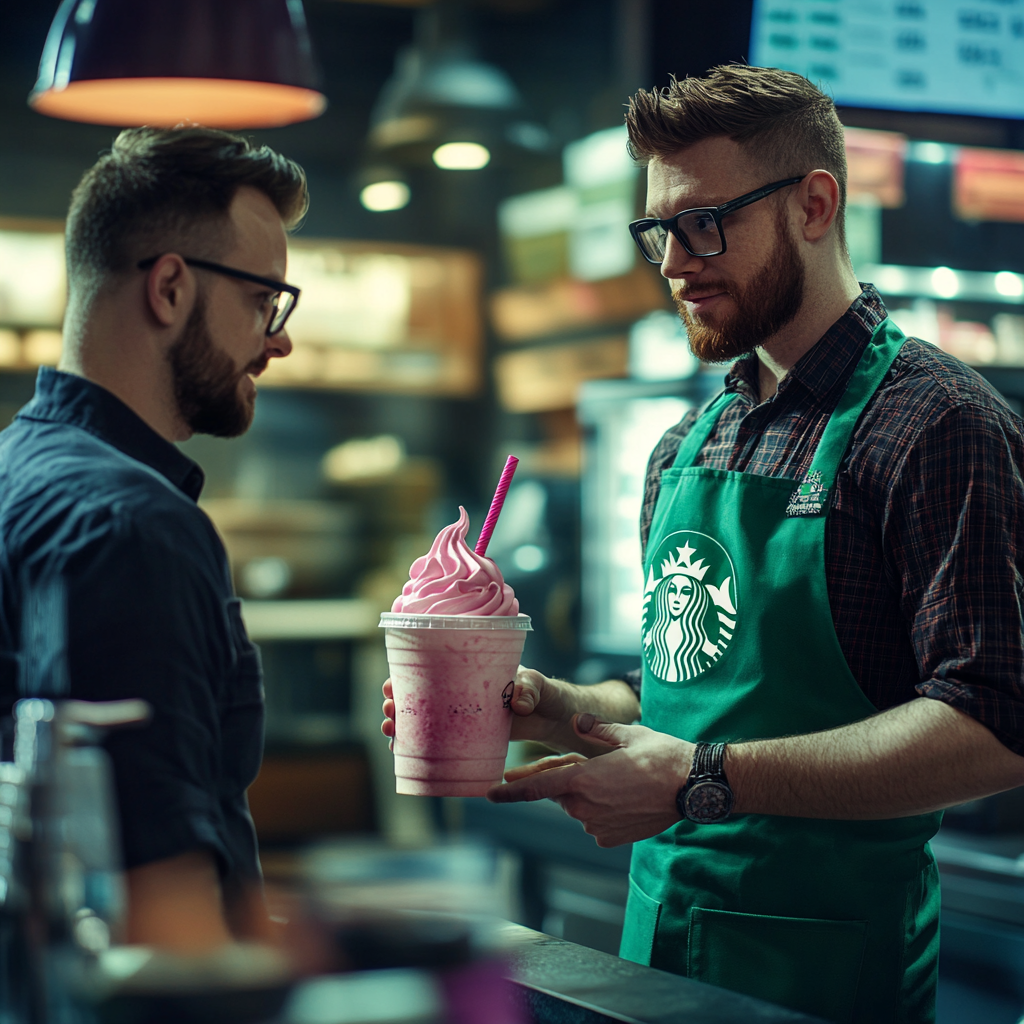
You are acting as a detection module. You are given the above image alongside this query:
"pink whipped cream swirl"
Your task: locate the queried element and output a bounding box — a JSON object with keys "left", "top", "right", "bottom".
{"left": 391, "top": 507, "right": 519, "bottom": 616}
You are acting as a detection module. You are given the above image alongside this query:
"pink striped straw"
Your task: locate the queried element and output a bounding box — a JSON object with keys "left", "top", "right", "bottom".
{"left": 474, "top": 455, "right": 519, "bottom": 556}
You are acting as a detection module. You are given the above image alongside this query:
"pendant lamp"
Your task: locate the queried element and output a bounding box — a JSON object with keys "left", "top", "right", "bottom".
{"left": 368, "top": 2, "right": 547, "bottom": 167}
{"left": 29, "top": 0, "right": 326, "bottom": 129}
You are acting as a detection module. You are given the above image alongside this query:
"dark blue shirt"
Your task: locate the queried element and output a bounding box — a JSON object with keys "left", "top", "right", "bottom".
{"left": 0, "top": 368, "right": 263, "bottom": 906}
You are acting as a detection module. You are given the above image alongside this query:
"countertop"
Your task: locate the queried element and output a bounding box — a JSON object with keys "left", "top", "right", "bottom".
{"left": 500, "top": 923, "right": 826, "bottom": 1024}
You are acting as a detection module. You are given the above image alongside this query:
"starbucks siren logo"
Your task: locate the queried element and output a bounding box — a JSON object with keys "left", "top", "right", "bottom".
{"left": 642, "top": 531, "right": 737, "bottom": 682}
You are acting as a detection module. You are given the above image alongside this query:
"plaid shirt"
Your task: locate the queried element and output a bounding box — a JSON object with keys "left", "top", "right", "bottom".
{"left": 632, "top": 285, "right": 1024, "bottom": 755}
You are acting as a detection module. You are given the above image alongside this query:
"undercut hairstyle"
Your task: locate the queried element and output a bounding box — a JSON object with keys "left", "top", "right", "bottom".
{"left": 65, "top": 127, "right": 308, "bottom": 301}
{"left": 626, "top": 65, "right": 849, "bottom": 246}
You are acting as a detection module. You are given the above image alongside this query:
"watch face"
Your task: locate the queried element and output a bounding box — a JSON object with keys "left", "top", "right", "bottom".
{"left": 683, "top": 780, "right": 733, "bottom": 824}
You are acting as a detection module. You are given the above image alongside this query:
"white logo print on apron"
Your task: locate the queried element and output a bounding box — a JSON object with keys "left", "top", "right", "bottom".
{"left": 642, "top": 530, "right": 737, "bottom": 683}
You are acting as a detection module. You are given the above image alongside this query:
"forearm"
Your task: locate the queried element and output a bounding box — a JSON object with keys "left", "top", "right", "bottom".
{"left": 728, "top": 697, "right": 1024, "bottom": 818}
{"left": 126, "top": 850, "right": 233, "bottom": 951}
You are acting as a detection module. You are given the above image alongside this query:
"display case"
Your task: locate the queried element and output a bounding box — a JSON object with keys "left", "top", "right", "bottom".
{"left": 576, "top": 376, "right": 719, "bottom": 658}
{"left": 0, "top": 226, "right": 485, "bottom": 398}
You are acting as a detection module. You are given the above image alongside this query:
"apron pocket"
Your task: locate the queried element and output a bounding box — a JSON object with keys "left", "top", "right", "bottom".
{"left": 687, "top": 906, "right": 867, "bottom": 1024}
{"left": 619, "top": 876, "right": 661, "bottom": 966}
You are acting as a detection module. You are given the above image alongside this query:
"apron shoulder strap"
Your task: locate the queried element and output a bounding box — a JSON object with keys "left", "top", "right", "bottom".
{"left": 671, "top": 389, "right": 740, "bottom": 470}
{"left": 806, "top": 317, "right": 907, "bottom": 490}
{"left": 670, "top": 318, "right": 906, "bottom": 477}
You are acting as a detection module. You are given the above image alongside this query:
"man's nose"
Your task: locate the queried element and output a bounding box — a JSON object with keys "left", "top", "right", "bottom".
{"left": 660, "top": 231, "right": 706, "bottom": 281}
{"left": 267, "top": 328, "right": 293, "bottom": 359}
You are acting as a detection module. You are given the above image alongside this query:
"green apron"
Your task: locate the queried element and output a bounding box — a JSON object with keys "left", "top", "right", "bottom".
{"left": 620, "top": 319, "right": 942, "bottom": 1024}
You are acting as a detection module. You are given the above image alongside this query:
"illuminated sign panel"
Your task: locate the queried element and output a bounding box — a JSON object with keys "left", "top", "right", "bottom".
{"left": 844, "top": 127, "right": 907, "bottom": 208}
{"left": 751, "top": 0, "right": 1024, "bottom": 119}
{"left": 955, "top": 147, "right": 1024, "bottom": 223}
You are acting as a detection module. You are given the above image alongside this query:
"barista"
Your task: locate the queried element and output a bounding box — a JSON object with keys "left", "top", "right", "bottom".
{"left": 387, "top": 67, "right": 1024, "bottom": 1023}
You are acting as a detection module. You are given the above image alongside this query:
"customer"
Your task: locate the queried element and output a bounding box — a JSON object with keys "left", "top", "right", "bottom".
{"left": 0, "top": 127, "right": 306, "bottom": 950}
{"left": 386, "top": 65, "right": 1024, "bottom": 1023}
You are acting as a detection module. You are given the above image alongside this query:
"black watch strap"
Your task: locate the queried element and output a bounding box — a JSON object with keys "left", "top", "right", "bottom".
{"left": 692, "top": 741, "right": 725, "bottom": 779}
{"left": 677, "top": 742, "right": 733, "bottom": 823}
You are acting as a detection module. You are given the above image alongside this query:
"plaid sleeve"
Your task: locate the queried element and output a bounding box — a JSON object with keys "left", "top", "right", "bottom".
{"left": 640, "top": 408, "right": 699, "bottom": 560}
{"left": 885, "top": 400, "right": 1024, "bottom": 754}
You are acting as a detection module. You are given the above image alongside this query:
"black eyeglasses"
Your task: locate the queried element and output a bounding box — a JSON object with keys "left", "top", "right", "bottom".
{"left": 137, "top": 256, "right": 301, "bottom": 336}
{"left": 628, "top": 176, "right": 805, "bottom": 264}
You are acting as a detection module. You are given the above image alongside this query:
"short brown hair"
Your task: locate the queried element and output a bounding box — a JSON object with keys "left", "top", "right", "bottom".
{"left": 626, "top": 65, "right": 848, "bottom": 242}
{"left": 66, "top": 127, "right": 309, "bottom": 296}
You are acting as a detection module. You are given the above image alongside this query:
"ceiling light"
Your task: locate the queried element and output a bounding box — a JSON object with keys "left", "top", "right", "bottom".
{"left": 360, "top": 181, "right": 411, "bottom": 212}
{"left": 931, "top": 266, "right": 960, "bottom": 298}
{"left": 30, "top": 0, "right": 326, "bottom": 129}
{"left": 995, "top": 271, "right": 1024, "bottom": 298}
{"left": 913, "top": 141, "right": 948, "bottom": 165}
{"left": 432, "top": 142, "right": 490, "bottom": 170}
{"left": 367, "top": 6, "right": 542, "bottom": 167}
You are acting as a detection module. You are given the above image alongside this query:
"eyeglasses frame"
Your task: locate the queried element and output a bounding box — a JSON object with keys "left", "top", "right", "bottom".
{"left": 628, "top": 175, "right": 806, "bottom": 263}
{"left": 137, "top": 255, "right": 301, "bottom": 336}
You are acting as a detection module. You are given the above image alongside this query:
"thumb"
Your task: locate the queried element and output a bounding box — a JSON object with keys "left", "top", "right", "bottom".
{"left": 573, "top": 713, "right": 630, "bottom": 748}
{"left": 510, "top": 667, "right": 541, "bottom": 715}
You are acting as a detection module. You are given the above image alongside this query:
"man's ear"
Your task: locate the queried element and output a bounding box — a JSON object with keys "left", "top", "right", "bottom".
{"left": 142, "top": 254, "right": 195, "bottom": 329}
{"left": 795, "top": 169, "right": 841, "bottom": 243}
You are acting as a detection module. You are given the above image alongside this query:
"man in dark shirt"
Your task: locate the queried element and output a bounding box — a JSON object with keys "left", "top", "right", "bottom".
{"left": 460, "top": 67, "right": 1024, "bottom": 1020}
{"left": 0, "top": 127, "right": 306, "bottom": 949}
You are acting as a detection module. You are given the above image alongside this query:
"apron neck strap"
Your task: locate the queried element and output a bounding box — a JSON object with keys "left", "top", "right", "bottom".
{"left": 806, "top": 317, "right": 906, "bottom": 489}
{"left": 670, "top": 318, "right": 907, "bottom": 478}
{"left": 671, "top": 390, "right": 738, "bottom": 469}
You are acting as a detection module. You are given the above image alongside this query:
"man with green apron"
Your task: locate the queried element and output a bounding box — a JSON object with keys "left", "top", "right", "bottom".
{"left": 482, "top": 66, "right": 1024, "bottom": 1024}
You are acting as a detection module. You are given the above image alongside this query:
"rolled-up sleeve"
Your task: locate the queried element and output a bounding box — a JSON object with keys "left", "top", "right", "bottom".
{"left": 885, "top": 401, "right": 1024, "bottom": 753}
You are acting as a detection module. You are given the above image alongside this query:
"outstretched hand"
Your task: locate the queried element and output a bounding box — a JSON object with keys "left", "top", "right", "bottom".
{"left": 487, "top": 714, "right": 694, "bottom": 847}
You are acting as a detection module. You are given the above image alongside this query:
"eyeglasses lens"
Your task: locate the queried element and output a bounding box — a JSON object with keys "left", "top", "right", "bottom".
{"left": 635, "top": 211, "right": 724, "bottom": 262}
{"left": 635, "top": 225, "right": 668, "bottom": 263}
{"left": 677, "top": 211, "right": 723, "bottom": 257}
{"left": 268, "top": 293, "right": 294, "bottom": 335}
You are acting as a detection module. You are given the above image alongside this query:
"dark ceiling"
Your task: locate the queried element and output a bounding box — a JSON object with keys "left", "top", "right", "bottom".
{"left": 0, "top": 0, "right": 635, "bottom": 255}
{"left": 5, "top": 1, "right": 1017, "bottom": 262}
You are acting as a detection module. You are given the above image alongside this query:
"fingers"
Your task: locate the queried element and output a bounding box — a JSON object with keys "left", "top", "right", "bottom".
{"left": 503, "top": 752, "right": 587, "bottom": 782}
{"left": 486, "top": 761, "right": 581, "bottom": 804}
{"left": 381, "top": 679, "right": 395, "bottom": 748}
{"left": 572, "top": 713, "right": 631, "bottom": 748}
{"left": 381, "top": 695, "right": 395, "bottom": 739}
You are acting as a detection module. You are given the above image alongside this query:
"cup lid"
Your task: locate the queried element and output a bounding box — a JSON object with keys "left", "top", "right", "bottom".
{"left": 379, "top": 612, "right": 532, "bottom": 631}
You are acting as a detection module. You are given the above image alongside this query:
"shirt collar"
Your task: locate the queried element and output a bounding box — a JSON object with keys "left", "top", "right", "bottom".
{"left": 725, "top": 284, "right": 889, "bottom": 404}
{"left": 16, "top": 368, "right": 205, "bottom": 501}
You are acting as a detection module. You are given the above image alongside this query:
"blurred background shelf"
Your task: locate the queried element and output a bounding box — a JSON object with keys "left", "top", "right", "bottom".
{"left": 241, "top": 598, "right": 380, "bottom": 642}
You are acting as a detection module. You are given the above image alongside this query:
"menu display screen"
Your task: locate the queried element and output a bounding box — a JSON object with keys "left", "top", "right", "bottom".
{"left": 750, "top": 0, "right": 1024, "bottom": 120}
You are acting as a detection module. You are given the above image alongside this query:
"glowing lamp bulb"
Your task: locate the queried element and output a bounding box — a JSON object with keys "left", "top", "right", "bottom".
{"left": 931, "top": 266, "right": 959, "bottom": 298}
{"left": 994, "top": 271, "right": 1024, "bottom": 298}
{"left": 432, "top": 142, "right": 491, "bottom": 170}
{"left": 360, "top": 181, "right": 410, "bottom": 212}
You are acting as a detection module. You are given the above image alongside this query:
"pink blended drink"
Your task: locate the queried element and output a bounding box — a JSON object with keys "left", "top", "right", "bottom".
{"left": 381, "top": 508, "right": 531, "bottom": 796}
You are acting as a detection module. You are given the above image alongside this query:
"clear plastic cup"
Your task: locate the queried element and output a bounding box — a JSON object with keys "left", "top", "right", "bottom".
{"left": 380, "top": 613, "right": 533, "bottom": 797}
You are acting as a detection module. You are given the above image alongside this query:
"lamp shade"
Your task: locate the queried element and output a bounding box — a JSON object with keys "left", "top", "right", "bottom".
{"left": 366, "top": 5, "right": 547, "bottom": 167}
{"left": 29, "top": 0, "right": 327, "bottom": 129}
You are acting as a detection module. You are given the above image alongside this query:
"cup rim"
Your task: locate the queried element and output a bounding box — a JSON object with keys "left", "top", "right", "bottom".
{"left": 379, "top": 612, "right": 533, "bottom": 630}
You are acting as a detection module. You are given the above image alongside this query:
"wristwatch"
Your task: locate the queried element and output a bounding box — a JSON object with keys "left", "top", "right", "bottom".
{"left": 677, "top": 742, "right": 733, "bottom": 824}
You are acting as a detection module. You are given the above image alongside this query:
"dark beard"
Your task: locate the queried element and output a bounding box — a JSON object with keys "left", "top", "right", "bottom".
{"left": 674, "top": 205, "right": 805, "bottom": 364}
{"left": 169, "top": 298, "right": 266, "bottom": 438}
